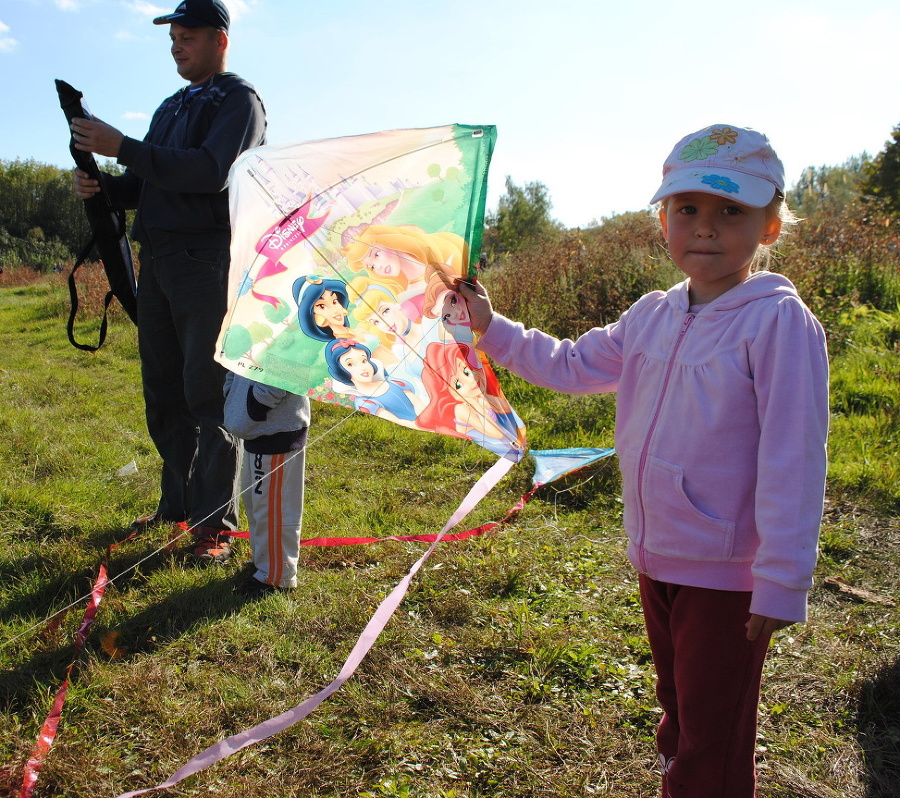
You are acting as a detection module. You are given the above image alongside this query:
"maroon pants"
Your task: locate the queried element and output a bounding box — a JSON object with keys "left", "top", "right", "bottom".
{"left": 639, "top": 575, "right": 771, "bottom": 798}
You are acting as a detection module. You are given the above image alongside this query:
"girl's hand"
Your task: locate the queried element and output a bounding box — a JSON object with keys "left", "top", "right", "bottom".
{"left": 456, "top": 278, "right": 494, "bottom": 335}
{"left": 746, "top": 613, "right": 792, "bottom": 642}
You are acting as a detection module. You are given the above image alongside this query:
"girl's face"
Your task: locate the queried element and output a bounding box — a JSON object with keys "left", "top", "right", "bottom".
{"left": 449, "top": 357, "right": 479, "bottom": 400}
{"left": 367, "top": 302, "right": 408, "bottom": 335}
{"left": 660, "top": 192, "right": 781, "bottom": 304}
{"left": 339, "top": 349, "right": 374, "bottom": 382}
{"left": 313, "top": 290, "right": 346, "bottom": 328}
{"left": 362, "top": 245, "right": 426, "bottom": 281}
{"left": 362, "top": 246, "right": 405, "bottom": 278}
{"left": 440, "top": 291, "right": 470, "bottom": 327}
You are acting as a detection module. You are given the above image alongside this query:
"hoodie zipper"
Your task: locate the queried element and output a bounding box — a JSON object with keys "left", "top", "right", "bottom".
{"left": 635, "top": 312, "right": 695, "bottom": 574}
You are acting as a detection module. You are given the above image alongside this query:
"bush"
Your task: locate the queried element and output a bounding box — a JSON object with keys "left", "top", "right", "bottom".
{"left": 775, "top": 197, "right": 900, "bottom": 338}
{"left": 482, "top": 198, "right": 900, "bottom": 351}
{"left": 482, "top": 211, "right": 677, "bottom": 339}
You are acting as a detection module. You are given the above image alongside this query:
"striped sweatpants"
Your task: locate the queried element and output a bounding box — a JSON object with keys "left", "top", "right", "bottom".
{"left": 242, "top": 448, "right": 306, "bottom": 588}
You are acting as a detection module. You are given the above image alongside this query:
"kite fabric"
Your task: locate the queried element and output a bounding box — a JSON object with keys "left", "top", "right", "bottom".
{"left": 55, "top": 79, "right": 138, "bottom": 350}
{"left": 530, "top": 447, "right": 616, "bottom": 486}
{"left": 215, "top": 124, "right": 526, "bottom": 461}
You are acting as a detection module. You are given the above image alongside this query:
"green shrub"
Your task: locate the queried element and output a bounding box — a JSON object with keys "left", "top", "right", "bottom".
{"left": 482, "top": 211, "right": 676, "bottom": 339}
{"left": 775, "top": 198, "right": 900, "bottom": 338}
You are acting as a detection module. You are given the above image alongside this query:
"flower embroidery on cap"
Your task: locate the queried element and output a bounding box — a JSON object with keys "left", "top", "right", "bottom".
{"left": 709, "top": 126, "right": 738, "bottom": 145}
{"left": 701, "top": 174, "right": 740, "bottom": 194}
{"left": 720, "top": 150, "right": 753, "bottom": 169}
{"left": 679, "top": 135, "right": 719, "bottom": 163}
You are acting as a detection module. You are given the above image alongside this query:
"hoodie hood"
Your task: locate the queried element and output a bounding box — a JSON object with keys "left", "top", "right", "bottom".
{"left": 666, "top": 270, "right": 800, "bottom": 314}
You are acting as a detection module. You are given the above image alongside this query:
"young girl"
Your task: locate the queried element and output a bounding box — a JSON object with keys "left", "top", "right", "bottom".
{"left": 459, "top": 124, "right": 829, "bottom": 798}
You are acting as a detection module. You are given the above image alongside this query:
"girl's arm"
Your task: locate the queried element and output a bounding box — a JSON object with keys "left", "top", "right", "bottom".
{"left": 748, "top": 298, "right": 830, "bottom": 624}
{"left": 458, "top": 280, "right": 625, "bottom": 396}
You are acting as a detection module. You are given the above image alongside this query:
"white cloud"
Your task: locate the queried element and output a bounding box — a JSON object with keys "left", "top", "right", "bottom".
{"left": 227, "top": 0, "right": 251, "bottom": 21}
{"left": 54, "top": 0, "right": 81, "bottom": 10}
{"left": 128, "top": 1, "right": 168, "bottom": 19}
{"left": 0, "top": 19, "right": 17, "bottom": 53}
{"left": 123, "top": 111, "right": 150, "bottom": 120}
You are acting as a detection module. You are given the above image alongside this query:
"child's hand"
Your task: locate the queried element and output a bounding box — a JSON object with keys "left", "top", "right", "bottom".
{"left": 745, "top": 613, "right": 792, "bottom": 642}
{"left": 456, "top": 277, "right": 494, "bottom": 335}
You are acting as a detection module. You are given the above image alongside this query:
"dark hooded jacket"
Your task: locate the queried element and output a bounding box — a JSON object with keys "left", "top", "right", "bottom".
{"left": 104, "top": 72, "right": 266, "bottom": 257}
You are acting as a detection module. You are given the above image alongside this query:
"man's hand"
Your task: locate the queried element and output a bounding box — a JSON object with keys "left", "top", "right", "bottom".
{"left": 72, "top": 168, "right": 101, "bottom": 200}
{"left": 70, "top": 117, "right": 124, "bottom": 159}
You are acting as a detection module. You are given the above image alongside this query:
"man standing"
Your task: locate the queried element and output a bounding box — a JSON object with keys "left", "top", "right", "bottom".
{"left": 71, "top": 0, "right": 266, "bottom": 564}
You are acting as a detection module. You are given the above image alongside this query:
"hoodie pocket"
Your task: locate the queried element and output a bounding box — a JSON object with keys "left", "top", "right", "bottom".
{"left": 640, "top": 455, "right": 736, "bottom": 561}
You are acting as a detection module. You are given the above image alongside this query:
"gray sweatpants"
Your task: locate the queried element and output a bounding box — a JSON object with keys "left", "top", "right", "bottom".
{"left": 243, "top": 448, "right": 306, "bottom": 588}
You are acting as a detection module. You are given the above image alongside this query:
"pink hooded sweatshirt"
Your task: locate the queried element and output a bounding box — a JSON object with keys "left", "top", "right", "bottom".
{"left": 477, "top": 271, "right": 829, "bottom": 623}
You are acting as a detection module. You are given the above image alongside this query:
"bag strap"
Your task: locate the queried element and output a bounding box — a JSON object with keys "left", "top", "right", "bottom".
{"left": 67, "top": 232, "right": 114, "bottom": 352}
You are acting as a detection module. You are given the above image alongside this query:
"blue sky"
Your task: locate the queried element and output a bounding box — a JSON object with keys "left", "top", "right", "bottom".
{"left": 2, "top": 0, "right": 898, "bottom": 228}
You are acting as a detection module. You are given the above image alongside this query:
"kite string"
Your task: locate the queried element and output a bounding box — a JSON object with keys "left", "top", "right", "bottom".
{"left": 110, "top": 455, "right": 516, "bottom": 798}
{"left": 6, "top": 302, "right": 521, "bottom": 657}
{"left": 0, "top": 403, "right": 362, "bottom": 653}
{"left": 5, "top": 438, "right": 524, "bottom": 798}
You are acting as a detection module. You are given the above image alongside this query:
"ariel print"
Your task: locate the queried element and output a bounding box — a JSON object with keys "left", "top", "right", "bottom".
{"left": 215, "top": 124, "right": 525, "bottom": 461}
{"left": 418, "top": 342, "right": 524, "bottom": 458}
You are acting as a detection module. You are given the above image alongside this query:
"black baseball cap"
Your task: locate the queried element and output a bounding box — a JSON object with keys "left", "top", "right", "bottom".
{"left": 153, "top": 0, "right": 230, "bottom": 32}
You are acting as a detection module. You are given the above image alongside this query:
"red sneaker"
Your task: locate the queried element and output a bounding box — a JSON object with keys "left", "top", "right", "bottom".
{"left": 188, "top": 528, "right": 234, "bottom": 565}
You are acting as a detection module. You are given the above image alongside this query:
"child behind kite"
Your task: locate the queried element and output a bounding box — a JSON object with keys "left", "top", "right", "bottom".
{"left": 223, "top": 372, "right": 311, "bottom": 594}
{"left": 459, "top": 124, "right": 830, "bottom": 797}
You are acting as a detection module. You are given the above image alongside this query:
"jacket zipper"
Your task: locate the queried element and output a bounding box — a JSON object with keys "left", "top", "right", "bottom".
{"left": 635, "top": 312, "right": 695, "bottom": 574}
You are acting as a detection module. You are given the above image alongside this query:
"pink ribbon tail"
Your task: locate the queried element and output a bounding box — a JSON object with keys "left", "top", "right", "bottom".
{"left": 113, "top": 456, "right": 516, "bottom": 798}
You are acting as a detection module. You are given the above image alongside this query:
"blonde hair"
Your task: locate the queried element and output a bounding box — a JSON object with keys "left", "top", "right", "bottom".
{"left": 753, "top": 192, "right": 799, "bottom": 271}
{"left": 342, "top": 225, "right": 469, "bottom": 280}
{"left": 345, "top": 275, "right": 401, "bottom": 347}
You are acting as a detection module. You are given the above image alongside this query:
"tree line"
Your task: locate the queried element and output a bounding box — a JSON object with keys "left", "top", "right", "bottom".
{"left": 3, "top": 123, "right": 900, "bottom": 271}
{"left": 483, "top": 123, "right": 900, "bottom": 259}
{"left": 0, "top": 158, "right": 126, "bottom": 272}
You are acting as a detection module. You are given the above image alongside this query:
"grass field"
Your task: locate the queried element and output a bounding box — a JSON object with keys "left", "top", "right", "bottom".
{"left": 0, "top": 267, "right": 898, "bottom": 798}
